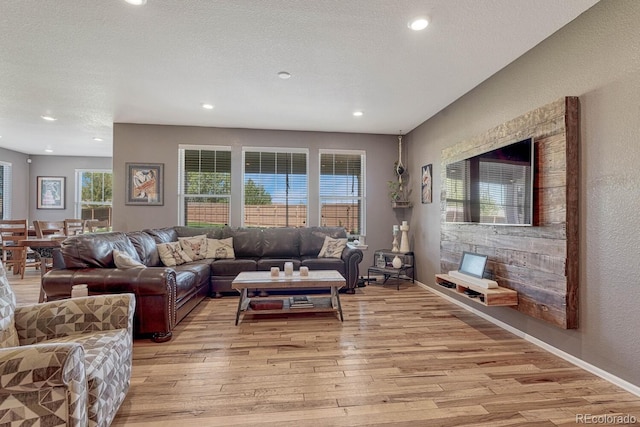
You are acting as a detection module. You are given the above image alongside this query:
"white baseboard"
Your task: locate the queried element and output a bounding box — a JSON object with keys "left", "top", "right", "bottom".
{"left": 416, "top": 281, "right": 640, "bottom": 397}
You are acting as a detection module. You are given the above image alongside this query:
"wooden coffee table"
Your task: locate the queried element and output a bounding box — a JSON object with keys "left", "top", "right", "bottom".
{"left": 232, "top": 270, "right": 346, "bottom": 325}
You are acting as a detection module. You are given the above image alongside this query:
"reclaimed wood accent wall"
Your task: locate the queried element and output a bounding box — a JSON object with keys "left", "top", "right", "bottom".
{"left": 440, "top": 97, "right": 579, "bottom": 329}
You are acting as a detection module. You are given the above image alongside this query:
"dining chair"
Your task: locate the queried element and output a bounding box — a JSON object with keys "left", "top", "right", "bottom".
{"left": 0, "top": 219, "right": 41, "bottom": 279}
{"left": 64, "top": 218, "right": 84, "bottom": 236}
{"left": 32, "top": 220, "right": 66, "bottom": 238}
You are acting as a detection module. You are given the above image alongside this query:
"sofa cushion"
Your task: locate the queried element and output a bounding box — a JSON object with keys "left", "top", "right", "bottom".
{"left": 157, "top": 242, "right": 193, "bottom": 266}
{"left": 301, "top": 257, "right": 346, "bottom": 275}
{"left": 113, "top": 249, "right": 146, "bottom": 269}
{"left": 257, "top": 258, "right": 302, "bottom": 271}
{"left": 299, "top": 227, "right": 347, "bottom": 257}
{"left": 172, "top": 270, "right": 199, "bottom": 300}
{"left": 60, "top": 232, "right": 139, "bottom": 269}
{"left": 126, "top": 231, "right": 161, "bottom": 267}
{"left": 227, "top": 228, "right": 263, "bottom": 258}
{"left": 173, "top": 260, "right": 211, "bottom": 289}
{"left": 211, "top": 259, "right": 257, "bottom": 276}
{"left": 318, "top": 236, "right": 348, "bottom": 258}
{"left": 175, "top": 226, "right": 224, "bottom": 239}
{"left": 178, "top": 235, "right": 208, "bottom": 261}
{"left": 262, "top": 227, "right": 300, "bottom": 257}
{"left": 144, "top": 227, "right": 178, "bottom": 244}
{"left": 0, "top": 263, "right": 19, "bottom": 348}
{"left": 205, "top": 237, "right": 235, "bottom": 259}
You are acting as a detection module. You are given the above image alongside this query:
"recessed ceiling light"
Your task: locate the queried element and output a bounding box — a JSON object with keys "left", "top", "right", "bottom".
{"left": 202, "top": 103, "right": 214, "bottom": 110}
{"left": 277, "top": 71, "right": 291, "bottom": 80}
{"left": 353, "top": 111, "right": 364, "bottom": 117}
{"left": 93, "top": 137, "right": 104, "bottom": 142}
{"left": 44, "top": 148, "right": 53, "bottom": 153}
{"left": 124, "top": 0, "right": 147, "bottom": 5}
{"left": 408, "top": 17, "right": 429, "bottom": 31}
{"left": 41, "top": 115, "right": 57, "bottom": 121}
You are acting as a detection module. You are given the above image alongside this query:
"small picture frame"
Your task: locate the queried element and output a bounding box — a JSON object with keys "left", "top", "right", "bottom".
{"left": 37, "top": 176, "right": 66, "bottom": 209}
{"left": 125, "top": 163, "right": 164, "bottom": 206}
{"left": 421, "top": 164, "right": 432, "bottom": 204}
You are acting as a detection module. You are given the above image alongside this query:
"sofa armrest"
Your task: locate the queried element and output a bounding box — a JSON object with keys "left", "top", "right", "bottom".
{"left": 43, "top": 267, "right": 176, "bottom": 299}
{"left": 0, "top": 343, "right": 88, "bottom": 426}
{"left": 15, "top": 294, "right": 135, "bottom": 345}
{"left": 341, "top": 246, "right": 363, "bottom": 290}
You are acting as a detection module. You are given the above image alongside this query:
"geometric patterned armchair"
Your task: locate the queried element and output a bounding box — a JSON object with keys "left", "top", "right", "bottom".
{"left": 0, "top": 261, "right": 135, "bottom": 427}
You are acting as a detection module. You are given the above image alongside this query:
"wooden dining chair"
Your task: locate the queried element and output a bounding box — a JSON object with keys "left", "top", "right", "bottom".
{"left": 0, "top": 219, "right": 41, "bottom": 279}
{"left": 33, "top": 220, "right": 66, "bottom": 238}
{"left": 64, "top": 218, "right": 84, "bottom": 236}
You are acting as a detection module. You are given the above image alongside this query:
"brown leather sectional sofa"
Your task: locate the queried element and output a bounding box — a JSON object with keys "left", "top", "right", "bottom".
{"left": 42, "top": 226, "right": 363, "bottom": 342}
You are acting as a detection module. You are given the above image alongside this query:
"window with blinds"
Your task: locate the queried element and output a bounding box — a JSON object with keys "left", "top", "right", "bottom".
{"left": 0, "top": 162, "right": 12, "bottom": 219}
{"left": 319, "top": 150, "right": 365, "bottom": 235}
{"left": 76, "top": 170, "right": 113, "bottom": 222}
{"left": 179, "top": 147, "right": 231, "bottom": 227}
{"left": 242, "top": 149, "right": 308, "bottom": 227}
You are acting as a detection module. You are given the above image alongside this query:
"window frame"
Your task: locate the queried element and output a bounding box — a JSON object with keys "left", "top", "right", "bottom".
{"left": 241, "top": 146, "right": 309, "bottom": 228}
{"left": 0, "top": 161, "right": 12, "bottom": 219}
{"left": 318, "top": 149, "right": 366, "bottom": 237}
{"left": 178, "top": 145, "right": 232, "bottom": 227}
{"left": 75, "top": 168, "right": 113, "bottom": 220}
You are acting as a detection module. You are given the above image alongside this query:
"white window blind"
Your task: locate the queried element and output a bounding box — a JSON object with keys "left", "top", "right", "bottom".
{"left": 319, "top": 151, "right": 365, "bottom": 235}
{"left": 0, "top": 162, "right": 12, "bottom": 219}
{"left": 179, "top": 146, "right": 231, "bottom": 227}
{"left": 242, "top": 149, "right": 308, "bottom": 227}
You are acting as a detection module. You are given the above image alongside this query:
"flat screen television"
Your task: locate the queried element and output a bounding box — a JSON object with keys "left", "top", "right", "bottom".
{"left": 445, "top": 138, "right": 534, "bottom": 225}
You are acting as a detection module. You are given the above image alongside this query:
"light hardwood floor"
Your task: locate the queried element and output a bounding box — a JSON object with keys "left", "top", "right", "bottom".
{"left": 10, "top": 270, "right": 640, "bottom": 426}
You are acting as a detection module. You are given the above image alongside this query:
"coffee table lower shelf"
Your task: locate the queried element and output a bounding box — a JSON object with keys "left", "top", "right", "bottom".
{"left": 235, "top": 292, "right": 343, "bottom": 324}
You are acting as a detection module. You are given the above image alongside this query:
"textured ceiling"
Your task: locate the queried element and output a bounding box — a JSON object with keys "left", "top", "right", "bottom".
{"left": 0, "top": 0, "right": 599, "bottom": 157}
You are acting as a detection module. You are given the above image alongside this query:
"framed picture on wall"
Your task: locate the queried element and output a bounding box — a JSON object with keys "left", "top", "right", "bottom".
{"left": 421, "top": 164, "right": 432, "bottom": 204}
{"left": 37, "top": 176, "right": 66, "bottom": 209}
{"left": 125, "top": 163, "right": 164, "bottom": 206}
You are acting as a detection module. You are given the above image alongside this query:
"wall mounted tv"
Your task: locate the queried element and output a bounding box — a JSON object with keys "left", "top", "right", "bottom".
{"left": 445, "top": 138, "right": 534, "bottom": 225}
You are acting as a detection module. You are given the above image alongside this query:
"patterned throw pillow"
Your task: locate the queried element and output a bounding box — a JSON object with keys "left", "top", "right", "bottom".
{"left": 205, "top": 237, "right": 235, "bottom": 259}
{"left": 178, "top": 235, "right": 208, "bottom": 261}
{"left": 0, "top": 261, "right": 19, "bottom": 348}
{"left": 113, "top": 249, "right": 146, "bottom": 269}
{"left": 318, "top": 236, "right": 348, "bottom": 258}
{"left": 157, "top": 242, "right": 193, "bottom": 266}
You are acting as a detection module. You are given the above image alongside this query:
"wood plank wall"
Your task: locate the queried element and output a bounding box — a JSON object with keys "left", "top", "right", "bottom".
{"left": 440, "top": 97, "right": 579, "bottom": 329}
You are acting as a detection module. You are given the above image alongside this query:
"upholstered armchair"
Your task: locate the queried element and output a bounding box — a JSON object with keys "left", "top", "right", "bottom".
{"left": 0, "top": 262, "right": 135, "bottom": 427}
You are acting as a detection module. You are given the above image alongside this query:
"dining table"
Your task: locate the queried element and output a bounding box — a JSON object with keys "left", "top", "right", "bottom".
{"left": 19, "top": 236, "right": 66, "bottom": 302}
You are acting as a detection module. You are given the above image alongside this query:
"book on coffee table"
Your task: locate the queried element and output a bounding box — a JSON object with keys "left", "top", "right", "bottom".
{"left": 289, "top": 296, "right": 314, "bottom": 308}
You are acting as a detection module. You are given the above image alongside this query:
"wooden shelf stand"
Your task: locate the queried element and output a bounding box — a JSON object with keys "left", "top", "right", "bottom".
{"left": 435, "top": 273, "right": 518, "bottom": 307}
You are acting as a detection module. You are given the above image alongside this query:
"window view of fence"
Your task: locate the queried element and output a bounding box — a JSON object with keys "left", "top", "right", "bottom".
{"left": 243, "top": 149, "right": 308, "bottom": 228}
{"left": 320, "top": 151, "right": 364, "bottom": 235}
{"left": 180, "top": 148, "right": 231, "bottom": 227}
{"left": 78, "top": 170, "right": 112, "bottom": 225}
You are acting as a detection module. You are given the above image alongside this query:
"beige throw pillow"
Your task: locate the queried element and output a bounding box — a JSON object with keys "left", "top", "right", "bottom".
{"left": 318, "top": 236, "right": 348, "bottom": 258}
{"left": 205, "top": 237, "right": 235, "bottom": 259}
{"left": 179, "top": 235, "right": 208, "bottom": 261}
{"left": 113, "top": 249, "right": 146, "bottom": 269}
{"left": 157, "top": 242, "right": 193, "bottom": 266}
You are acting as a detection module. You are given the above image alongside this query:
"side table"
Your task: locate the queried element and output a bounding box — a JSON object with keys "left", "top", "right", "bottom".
{"left": 367, "top": 249, "right": 415, "bottom": 290}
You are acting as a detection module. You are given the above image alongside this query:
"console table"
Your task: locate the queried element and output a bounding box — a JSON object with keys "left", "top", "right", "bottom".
{"left": 367, "top": 249, "right": 415, "bottom": 290}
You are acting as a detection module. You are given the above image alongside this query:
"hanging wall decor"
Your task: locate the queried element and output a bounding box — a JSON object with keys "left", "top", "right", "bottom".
{"left": 421, "top": 164, "right": 432, "bottom": 204}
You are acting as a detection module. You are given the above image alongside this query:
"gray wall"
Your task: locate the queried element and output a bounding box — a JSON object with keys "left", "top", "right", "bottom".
{"left": 28, "top": 155, "right": 111, "bottom": 221}
{"left": 113, "top": 124, "right": 409, "bottom": 267}
{"left": 0, "top": 147, "right": 30, "bottom": 220}
{"left": 406, "top": 0, "right": 640, "bottom": 387}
